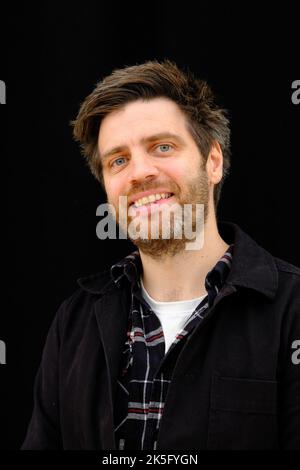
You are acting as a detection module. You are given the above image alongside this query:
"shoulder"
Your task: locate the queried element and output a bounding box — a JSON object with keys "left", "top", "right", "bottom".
{"left": 273, "top": 256, "right": 300, "bottom": 300}
{"left": 53, "top": 268, "right": 117, "bottom": 335}
{"left": 271, "top": 256, "right": 300, "bottom": 329}
{"left": 274, "top": 256, "right": 300, "bottom": 277}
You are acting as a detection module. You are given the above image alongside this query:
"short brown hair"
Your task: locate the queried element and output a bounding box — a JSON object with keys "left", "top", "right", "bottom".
{"left": 72, "top": 60, "right": 231, "bottom": 208}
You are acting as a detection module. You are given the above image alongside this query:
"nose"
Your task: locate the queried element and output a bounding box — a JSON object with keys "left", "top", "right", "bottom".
{"left": 128, "top": 151, "right": 160, "bottom": 184}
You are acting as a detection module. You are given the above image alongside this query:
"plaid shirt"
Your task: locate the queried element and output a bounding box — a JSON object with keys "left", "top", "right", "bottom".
{"left": 110, "top": 244, "right": 234, "bottom": 450}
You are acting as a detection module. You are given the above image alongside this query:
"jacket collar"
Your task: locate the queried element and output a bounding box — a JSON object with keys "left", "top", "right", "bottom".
{"left": 77, "top": 268, "right": 114, "bottom": 296}
{"left": 77, "top": 221, "right": 278, "bottom": 300}
{"left": 218, "top": 221, "right": 278, "bottom": 299}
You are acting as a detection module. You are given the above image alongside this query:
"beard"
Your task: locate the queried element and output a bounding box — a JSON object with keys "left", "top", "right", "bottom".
{"left": 112, "top": 165, "right": 210, "bottom": 259}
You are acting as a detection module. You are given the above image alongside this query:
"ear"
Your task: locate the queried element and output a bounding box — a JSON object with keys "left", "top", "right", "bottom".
{"left": 206, "top": 141, "right": 223, "bottom": 185}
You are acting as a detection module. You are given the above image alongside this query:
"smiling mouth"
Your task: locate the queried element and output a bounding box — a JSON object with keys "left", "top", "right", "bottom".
{"left": 127, "top": 193, "right": 175, "bottom": 218}
{"left": 130, "top": 192, "right": 174, "bottom": 208}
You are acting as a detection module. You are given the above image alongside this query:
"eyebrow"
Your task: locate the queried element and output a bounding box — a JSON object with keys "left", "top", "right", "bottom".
{"left": 100, "top": 132, "right": 185, "bottom": 161}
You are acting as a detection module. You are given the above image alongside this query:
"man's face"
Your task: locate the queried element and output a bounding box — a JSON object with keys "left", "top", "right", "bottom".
{"left": 98, "top": 97, "right": 211, "bottom": 258}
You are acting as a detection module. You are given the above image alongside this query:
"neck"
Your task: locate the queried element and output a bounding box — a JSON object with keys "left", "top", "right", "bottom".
{"left": 139, "top": 215, "right": 229, "bottom": 302}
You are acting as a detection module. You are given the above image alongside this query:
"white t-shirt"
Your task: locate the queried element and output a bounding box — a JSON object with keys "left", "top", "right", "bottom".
{"left": 140, "top": 278, "right": 207, "bottom": 354}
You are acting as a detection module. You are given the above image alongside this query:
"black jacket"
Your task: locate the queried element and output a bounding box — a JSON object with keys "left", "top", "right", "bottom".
{"left": 22, "top": 222, "right": 300, "bottom": 450}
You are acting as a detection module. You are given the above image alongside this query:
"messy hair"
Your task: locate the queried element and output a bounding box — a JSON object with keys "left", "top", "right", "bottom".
{"left": 72, "top": 60, "right": 231, "bottom": 208}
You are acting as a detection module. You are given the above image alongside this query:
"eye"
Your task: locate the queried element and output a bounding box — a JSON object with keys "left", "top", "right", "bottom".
{"left": 111, "top": 156, "right": 127, "bottom": 168}
{"left": 157, "top": 144, "right": 172, "bottom": 152}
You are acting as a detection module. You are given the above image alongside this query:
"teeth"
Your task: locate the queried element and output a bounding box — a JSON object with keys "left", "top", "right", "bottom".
{"left": 133, "top": 192, "right": 172, "bottom": 207}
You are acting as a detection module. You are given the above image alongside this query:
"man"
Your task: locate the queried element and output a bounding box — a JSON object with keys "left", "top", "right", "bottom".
{"left": 22, "top": 61, "right": 300, "bottom": 450}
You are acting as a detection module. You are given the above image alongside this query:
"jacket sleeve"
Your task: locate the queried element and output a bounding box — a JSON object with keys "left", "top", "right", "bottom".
{"left": 21, "top": 300, "right": 66, "bottom": 449}
{"left": 278, "top": 276, "right": 300, "bottom": 449}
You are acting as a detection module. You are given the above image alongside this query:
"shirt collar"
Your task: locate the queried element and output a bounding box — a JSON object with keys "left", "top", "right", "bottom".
{"left": 110, "top": 250, "right": 141, "bottom": 288}
{"left": 110, "top": 244, "right": 234, "bottom": 301}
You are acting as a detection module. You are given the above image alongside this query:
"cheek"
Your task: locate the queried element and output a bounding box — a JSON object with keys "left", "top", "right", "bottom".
{"left": 164, "top": 162, "right": 187, "bottom": 182}
{"left": 105, "top": 180, "right": 125, "bottom": 205}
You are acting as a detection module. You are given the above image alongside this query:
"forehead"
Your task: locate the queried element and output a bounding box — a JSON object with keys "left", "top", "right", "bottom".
{"left": 98, "top": 97, "right": 190, "bottom": 150}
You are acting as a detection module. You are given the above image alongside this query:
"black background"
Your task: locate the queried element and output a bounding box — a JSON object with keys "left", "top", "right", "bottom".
{"left": 1, "top": 1, "right": 299, "bottom": 450}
